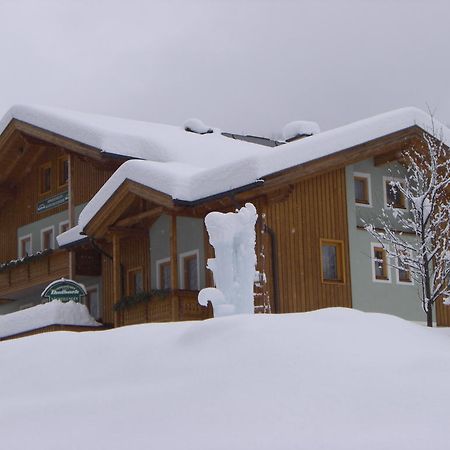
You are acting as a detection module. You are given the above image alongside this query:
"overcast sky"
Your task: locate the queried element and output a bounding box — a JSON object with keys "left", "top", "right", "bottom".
{"left": 1, "top": 0, "right": 449, "bottom": 137}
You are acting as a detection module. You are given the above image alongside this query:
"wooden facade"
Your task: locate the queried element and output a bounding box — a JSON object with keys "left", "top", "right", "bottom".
{"left": 1, "top": 117, "right": 450, "bottom": 335}
{"left": 0, "top": 120, "right": 121, "bottom": 317}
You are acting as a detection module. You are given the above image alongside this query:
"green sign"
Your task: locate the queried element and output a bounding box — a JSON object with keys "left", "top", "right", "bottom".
{"left": 41, "top": 278, "right": 87, "bottom": 303}
{"left": 37, "top": 191, "right": 69, "bottom": 213}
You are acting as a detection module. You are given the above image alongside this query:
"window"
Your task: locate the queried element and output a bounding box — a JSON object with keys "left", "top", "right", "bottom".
{"left": 320, "top": 239, "right": 345, "bottom": 283}
{"left": 58, "top": 156, "right": 69, "bottom": 187}
{"left": 59, "top": 221, "right": 70, "bottom": 234}
{"left": 157, "top": 258, "right": 171, "bottom": 289}
{"left": 354, "top": 172, "right": 371, "bottom": 206}
{"left": 39, "top": 162, "right": 52, "bottom": 195}
{"left": 398, "top": 266, "right": 411, "bottom": 283}
{"left": 384, "top": 177, "right": 406, "bottom": 209}
{"left": 18, "top": 234, "right": 32, "bottom": 258}
{"left": 396, "top": 252, "right": 413, "bottom": 285}
{"left": 180, "top": 250, "right": 199, "bottom": 290}
{"left": 85, "top": 285, "right": 100, "bottom": 320}
{"left": 371, "top": 244, "right": 390, "bottom": 282}
{"left": 41, "top": 226, "right": 55, "bottom": 251}
{"left": 128, "top": 268, "right": 144, "bottom": 295}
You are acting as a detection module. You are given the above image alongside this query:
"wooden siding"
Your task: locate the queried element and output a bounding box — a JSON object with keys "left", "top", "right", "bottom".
{"left": 72, "top": 156, "right": 116, "bottom": 205}
{"left": 436, "top": 300, "right": 450, "bottom": 327}
{"left": 259, "top": 168, "right": 352, "bottom": 313}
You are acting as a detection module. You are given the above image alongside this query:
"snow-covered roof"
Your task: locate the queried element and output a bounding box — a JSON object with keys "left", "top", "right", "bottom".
{"left": 58, "top": 106, "right": 449, "bottom": 247}
{"left": 0, "top": 104, "right": 446, "bottom": 246}
{"left": 0, "top": 300, "right": 101, "bottom": 339}
{"left": 0, "top": 104, "right": 268, "bottom": 167}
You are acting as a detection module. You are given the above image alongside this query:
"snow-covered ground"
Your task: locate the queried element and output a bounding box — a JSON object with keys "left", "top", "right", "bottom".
{"left": 0, "top": 308, "right": 449, "bottom": 450}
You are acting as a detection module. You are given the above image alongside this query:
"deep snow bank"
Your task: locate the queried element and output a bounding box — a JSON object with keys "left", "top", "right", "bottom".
{"left": 0, "top": 300, "right": 100, "bottom": 339}
{"left": 0, "top": 308, "right": 449, "bottom": 450}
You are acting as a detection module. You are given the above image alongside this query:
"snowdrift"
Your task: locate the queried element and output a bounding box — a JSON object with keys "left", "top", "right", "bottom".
{"left": 0, "top": 301, "right": 101, "bottom": 339}
{"left": 0, "top": 308, "right": 449, "bottom": 450}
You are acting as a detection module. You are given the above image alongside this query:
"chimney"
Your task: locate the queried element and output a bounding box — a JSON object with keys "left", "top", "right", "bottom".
{"left": 282, "top": 120, "right": 320, "bottom": 142}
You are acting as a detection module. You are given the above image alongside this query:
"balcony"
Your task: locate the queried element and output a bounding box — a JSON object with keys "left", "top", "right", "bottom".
{"left": 116, "top": 290, "right": 213, "bottom": 326}
{"left": 0, "top": 250, "right": 69, "bottom": 299}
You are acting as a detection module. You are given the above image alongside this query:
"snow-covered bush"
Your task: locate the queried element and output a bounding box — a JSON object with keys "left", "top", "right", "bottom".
{"left": 198, "top": 203, "right": 258, "bottom": 316}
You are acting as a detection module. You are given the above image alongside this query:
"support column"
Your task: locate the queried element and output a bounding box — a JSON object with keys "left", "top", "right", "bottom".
{"left": 112, "top": 233, "right": 121, "bottom": 327}
{"left": 68, "top": 153, "right": 76, "bottom": 279}
{"left": 170, "top": 214, "right": 179, "bottom": 321}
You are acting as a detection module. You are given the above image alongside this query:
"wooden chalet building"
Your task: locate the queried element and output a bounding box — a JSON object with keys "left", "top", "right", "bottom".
{"left": 0, "top": 104, "right": 449, "bottom": 335}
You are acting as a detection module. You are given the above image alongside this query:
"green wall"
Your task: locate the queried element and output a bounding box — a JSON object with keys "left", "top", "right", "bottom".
{"left": 17, "top": 204, "right": 86, "bottom": 254}
{"left": 149, "top": 215, "right": 206, "bottom": 289}
{"left": 346, "top": 159, "right": 427, "bottom": 322}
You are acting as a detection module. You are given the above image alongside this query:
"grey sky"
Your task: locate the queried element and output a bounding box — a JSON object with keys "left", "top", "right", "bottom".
{"left": 1, "top": 0, "right": 449, "bottom": 137}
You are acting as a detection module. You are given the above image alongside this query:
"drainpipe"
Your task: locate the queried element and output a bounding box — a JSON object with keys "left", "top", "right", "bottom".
{"left": 229, "top": 195, "right": 280, "bottom": 313}
{"left": 263, "top": 224, "right": 279, "bottom": 314}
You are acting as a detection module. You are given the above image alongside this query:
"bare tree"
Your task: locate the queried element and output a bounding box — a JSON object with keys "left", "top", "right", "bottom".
{"left": 363, "top": 129, "right": 450, "bottom": 327}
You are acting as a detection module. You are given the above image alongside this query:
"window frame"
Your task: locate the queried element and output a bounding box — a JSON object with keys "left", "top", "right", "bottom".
{"left": 40, "top": 225, "right": 55, "bottom": 251}
{"left": 156, "top": 257, "right": 171, "bottom": 290}
{"left": 59, "top": 220, "right": 70, "bottom": 235}
{"left": 179, "top": 249, "right": 200, "bottom": 290}
{"left": 57, "top": 155, "right": 69, "bottom": 188}
{"left": 18, "top": 233, "right": 32, "bottom": 258}
{"left": 396, "top": 253, "right": 414, "bottom": 286}
{"left": 320, "top": 239, "right": 345, "bottom": 284}
{"left": 127, "top": 267, "right": 145, "bottom": 295}
{"left": 39, "top": 162, "right": 52, "bottom": 196}
{"left": 371, "top": 243, "right": 391, "bottom": 283}
{"left": 383, "top": 176, "right": 407, "bottom": 210}
{"left": 353, "top": 172, "right": 372, "bottom": 207}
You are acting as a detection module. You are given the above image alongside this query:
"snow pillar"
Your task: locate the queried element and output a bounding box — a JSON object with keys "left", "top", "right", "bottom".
{"left": 198, "top": 203, "right": 258, "bottom": 316}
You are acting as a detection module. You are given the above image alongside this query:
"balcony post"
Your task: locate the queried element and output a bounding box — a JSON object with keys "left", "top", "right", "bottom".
{"left": 170, "top": 214, "right": 179, "bottom": 321}
{"left": 112, "top": 232, "right": 121, "bottom": 327}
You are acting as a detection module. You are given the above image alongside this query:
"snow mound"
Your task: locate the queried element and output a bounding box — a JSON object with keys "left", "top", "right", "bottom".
{"left": 1, "top": 308, "right": 450, "bottom": 450}
{"left": 282, "top": 120, "right": 320, "bottom": 140}
{"left": 0, "top": 300, "right": 100, "bottom": 339}
{"left": 183, "top": 118, "right": 213, "bottom": 134}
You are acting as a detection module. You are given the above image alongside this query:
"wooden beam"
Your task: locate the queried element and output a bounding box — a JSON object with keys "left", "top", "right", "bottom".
{"left": 13, "top": 119, "right": 106, "bottom": 161}
{"left": 373, "top": 150, "right": 404, "bottom": 166}
{"left": 107, "top": 226, "right": 148, "bottom": 236}
{"left": 170, "top": 214, "right": 179, "bottom": 321}
{"left": 127, "top": 179, "right": 174, "bottom": 209}
{"left": 114, "top": 207, "right": 164, "bottom": 228}
{"left": 112, "top": 233, "right": 121, "bottom": 327}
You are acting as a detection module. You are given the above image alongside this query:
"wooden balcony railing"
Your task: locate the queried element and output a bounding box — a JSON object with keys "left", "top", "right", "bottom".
{"left": 117, "top": 290, "right": 213, "bottom": 326}
{"left": 0, "top": 250, "right": 70, "bottom": 298}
